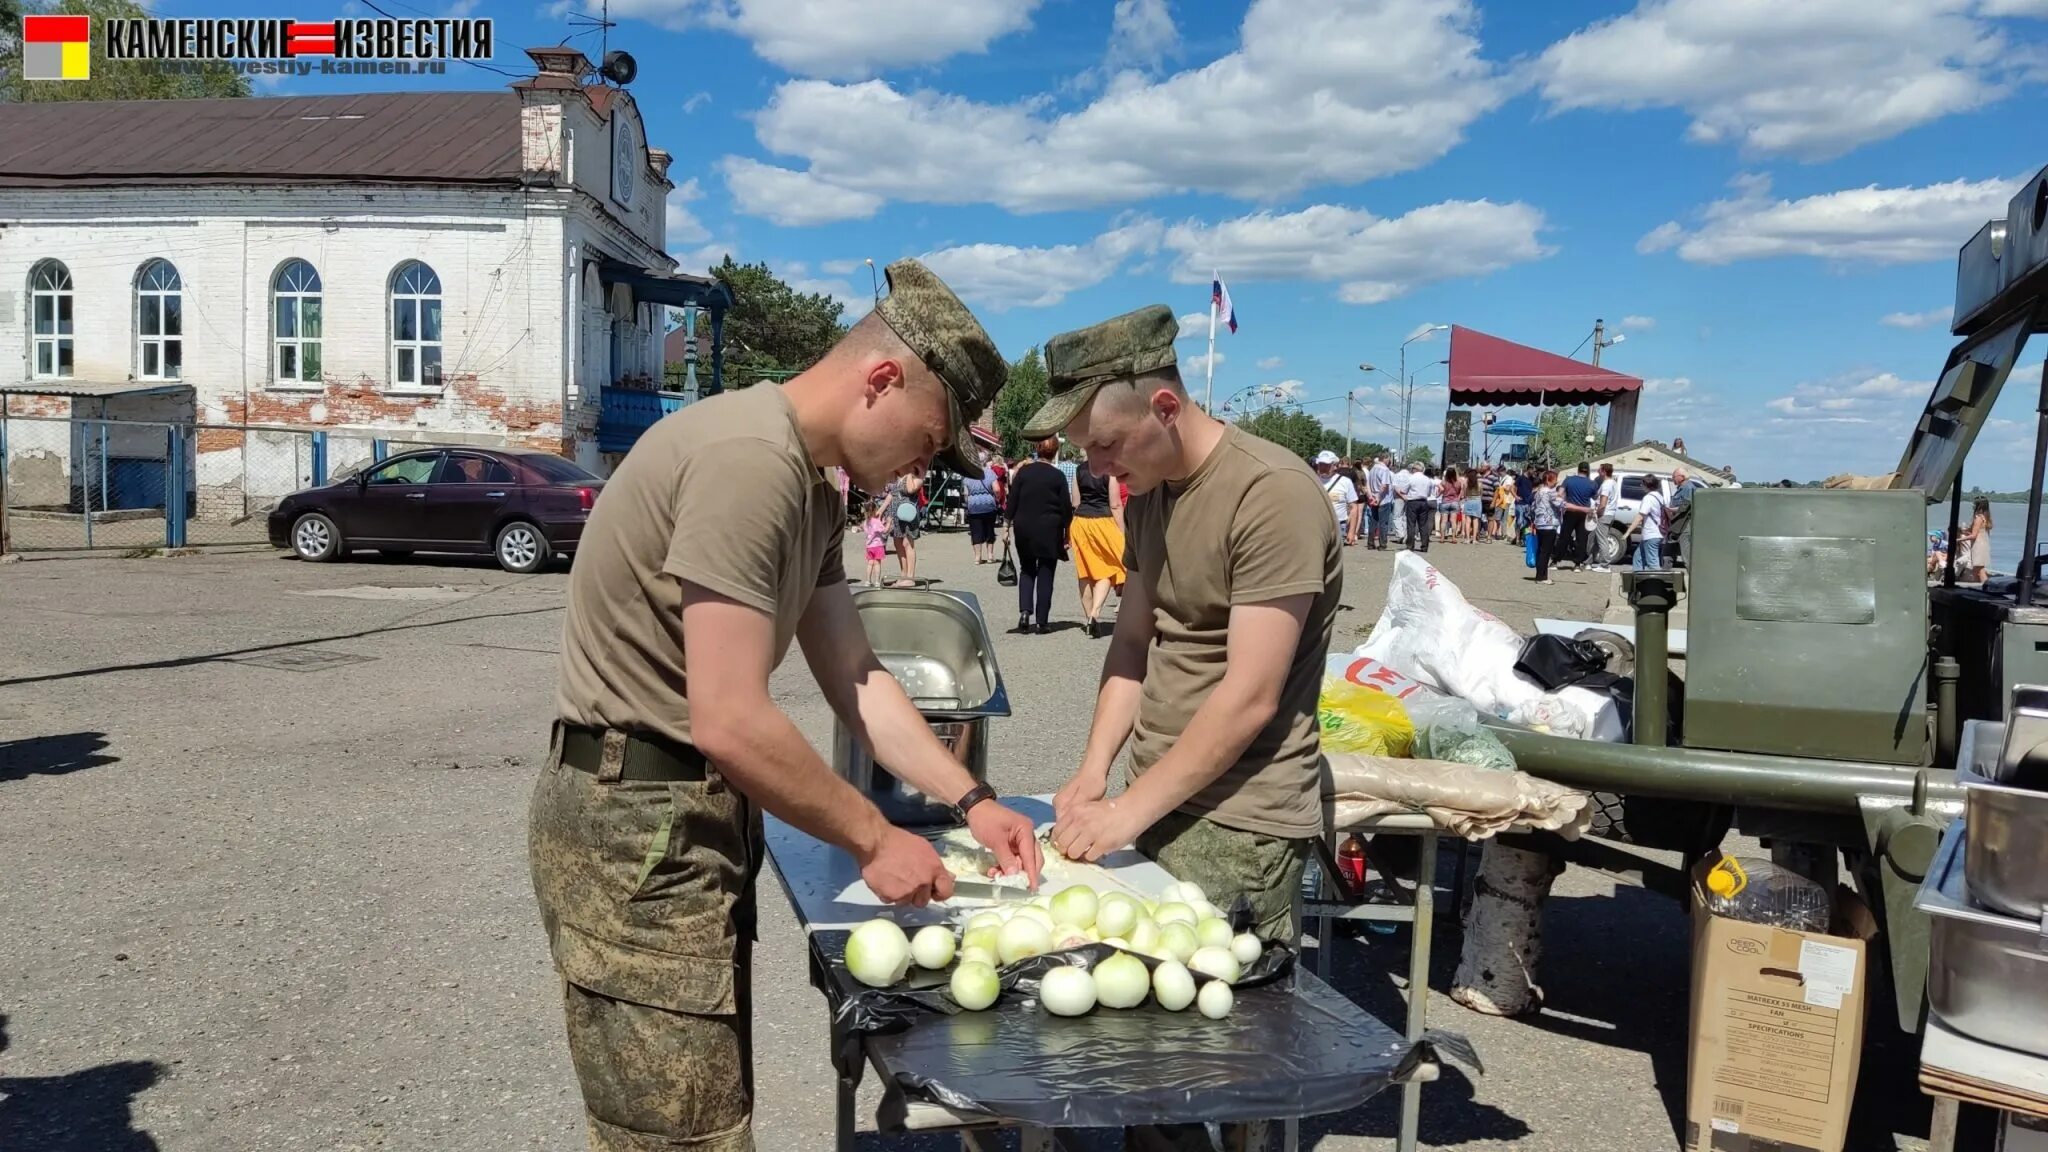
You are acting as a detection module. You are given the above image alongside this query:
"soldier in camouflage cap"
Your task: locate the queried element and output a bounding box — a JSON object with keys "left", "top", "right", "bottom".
{"left": 1020, "top": 304, "right": 1181, "bottom": 441}
{"left": 534, "top": 258, "right": 1040, "bottom": 1151}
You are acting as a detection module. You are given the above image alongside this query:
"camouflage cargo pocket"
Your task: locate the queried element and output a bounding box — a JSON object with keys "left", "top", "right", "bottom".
{"left": 1137, "top": 809, "right": 1308, "bottom": 943}
{"left": 529, "top": 759, "right": 752, "bottom": 1015}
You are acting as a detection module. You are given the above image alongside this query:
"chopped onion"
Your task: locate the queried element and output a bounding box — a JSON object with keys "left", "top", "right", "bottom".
{"left": 1229, "top": 932, "right": 1262, "bottom": 967}
{"left": 1188, "top": 946, "right": 1241, "bottom": 985}
{"left": 1049, "top": 885, "right": 1099, "bottom": 930}
{"left": 1092, "top": 952, "right": 1151, "bottom": 1009}
{"left": 845, "top": 919, "right": 912, "bottom": 988}
{"left": 1160, "top": 922, "right": 1199, "bottom": 963}
{"left": 997, "top": 916, "right": 1053, "bottom": 965}
{"left": 1040, "top": 965, "right": 1097, "bottom": 1016}
{"left": 1195, "top": 918, "right": 1234, "bottom": 951}
{"left": 951, "top": 961, "right": 1000, "bottom": 1010}
{"left": 1152, "top": 959, "right": 1196, "bottom": 1011}
{"left": 1155, "top": 902, "right": 1197, "bottom": 927}
{"left": 1198, "top": 978, "right": 1234, "bottom": 1019}
{"left": 911, "top": 925, "right": 956, "bottom": 970}
{"left": 1095, "top": 894, "right": 1139, "bottom": 939}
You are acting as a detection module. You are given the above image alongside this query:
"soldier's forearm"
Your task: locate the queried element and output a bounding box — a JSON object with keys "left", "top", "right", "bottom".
{"left": 847, "top": 671, "right": 979, "bottom": 806}
{"left": 700, "top": 702, "right": 890, "bottom": 862}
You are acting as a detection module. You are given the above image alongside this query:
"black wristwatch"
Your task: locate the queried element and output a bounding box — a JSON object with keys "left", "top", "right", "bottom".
{"left": 953, "top": 782, "right": 997, "bottom": 822}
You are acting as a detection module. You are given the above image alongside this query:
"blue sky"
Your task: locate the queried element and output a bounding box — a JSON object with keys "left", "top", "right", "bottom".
{"left": 203, "top": 0, "right": 2048, "bottom": 487}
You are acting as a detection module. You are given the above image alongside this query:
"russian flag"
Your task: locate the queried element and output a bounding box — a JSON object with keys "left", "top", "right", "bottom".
{"left": 1212, "top": 277, "right": 1237, "bottom": 334}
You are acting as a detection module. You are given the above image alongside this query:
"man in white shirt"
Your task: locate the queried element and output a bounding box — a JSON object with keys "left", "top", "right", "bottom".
{"left": 1394, "top": 463, "right": 1433, "bottom": 553}
{"left": 1630, "top": 474, "right": 1670, "bottom": 570}
{"left": 1365, "top": 455, "right": 1396, "bottom": 549}
{"left": 1314, "top": 450, "right": 1358, "bottom": 537}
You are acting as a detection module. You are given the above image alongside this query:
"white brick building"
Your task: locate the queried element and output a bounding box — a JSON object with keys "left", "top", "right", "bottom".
{"left": 0, "top": 47, "right": 726, "bottom": 518}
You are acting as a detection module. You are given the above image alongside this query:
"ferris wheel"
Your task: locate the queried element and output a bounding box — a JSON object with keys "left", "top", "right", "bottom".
{"left": 1215, "top": 382, "right": 1304, "bottom": 420}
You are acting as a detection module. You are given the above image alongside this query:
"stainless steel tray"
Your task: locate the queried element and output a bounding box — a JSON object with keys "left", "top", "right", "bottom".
{"left": 1917, "top": 822, "right": 2048, "bottom": 1057}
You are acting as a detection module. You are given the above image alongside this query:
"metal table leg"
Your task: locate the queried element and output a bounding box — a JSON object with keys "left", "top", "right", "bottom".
{"left": 836, "top": 1073, "right": 856, "bottom": 1152}
{"left": 1398, "top": 831, "right": 1438, "bottom": 1152}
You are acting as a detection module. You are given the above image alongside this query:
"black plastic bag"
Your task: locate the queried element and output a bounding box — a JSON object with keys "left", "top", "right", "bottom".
{"left": 1514, "top": 633, "right": 1615, "bottom": 692}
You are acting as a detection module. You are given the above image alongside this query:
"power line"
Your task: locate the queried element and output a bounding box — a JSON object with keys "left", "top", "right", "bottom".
{"left": 354, "top": 0, "right": 528, "bottom": 78}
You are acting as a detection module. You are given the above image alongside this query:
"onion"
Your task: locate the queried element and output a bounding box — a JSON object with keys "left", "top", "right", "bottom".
{"left": 950, "top": 961, "right": 1000, "bottom": 1010}
{"left": 1049, "top": 885, "right": 1099, "bottom": 930}
{"left": 1190, "top": 900, "right": 1221, "bottom": 922}
{"left": 965, "top": 911, "right": 1004, "bottom": 933}
{"left": 1155, "top": 902, "right": 1197, "bottom": 927}
{"left": 1095, "top": 894, "right": 1139, "bottom": 939}
{"left": 1188, "top": 946, "right": 1241, "bottom": 985}
{"left": 1167, "top": 880, "right": 1207, "bottom": 906}
{"left": 959, "top": 944, "right": 996, "bottom": 969}
{"left": 997, "top": 916, "right": 1053, "bottom": 964}
{"left": 1017, "top": 906, "right": 1057, "bottom": 931}
{"left": 911, "top": 925, "right": 957, "bottom": 970}
{"left": 1198, "top": 978, "right": 1234, "bottom": 1019}
{"left": 1229, "top": 932, "right": 1263, "bottom": 967}
{"left": 1039, "top": 965, "right": 1097, "bottom": 1016}
{"left": 1128, "top": 918, "right": 1163, "bottom": 958}
{"left": 1101, "top": 936, "right": 1130, "bottom": 950}
{"left": 961, "top": 925, "right": 1000, "bottom": 958}
{"left": 1160, "top": 921, "right": 1199, "bottom": 964}
{"left": 1195, "top": 918, "right": 1234, "bottom": 951}
{"left": 1092, "top": 952, "right": 1151, "bottom": 1009}
{"left": 1052, "top": 928, "right": 1094, "bottom": 950}
{"left": 1152, "top": 959, "right": 1196, "bottom": 1011}
{"left": 845, "top": 919, "right": 912, "bottom": 988}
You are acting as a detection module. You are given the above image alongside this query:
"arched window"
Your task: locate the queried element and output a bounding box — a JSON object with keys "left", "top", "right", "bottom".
{"left": 273, "top": 259, "right": 323, "bottom": 384}
{"left": 29, "top": 260, "right": 73, "bottom": 379}
{"left": 389, "top": 260, "right": 442, "bottom": 388}
{"left": 136, "top": 258, "right": 183, "bottom": 380}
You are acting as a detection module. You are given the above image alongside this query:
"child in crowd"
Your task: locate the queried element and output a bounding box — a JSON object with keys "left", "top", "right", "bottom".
{"left": 863, "top": 497, "right": 889, "bottom": 587}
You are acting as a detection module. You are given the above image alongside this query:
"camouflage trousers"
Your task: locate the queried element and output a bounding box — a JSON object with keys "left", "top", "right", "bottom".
{"left": 528, "top": 729, "right": 763, "bottom": 1151}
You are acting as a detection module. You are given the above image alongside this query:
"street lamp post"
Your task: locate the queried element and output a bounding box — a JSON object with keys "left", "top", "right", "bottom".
{"left": 1397, "top": 325, "right": 1450, "bottom": 458}
{"left": 863, "top": 258, "right": 879, "bottom": 301}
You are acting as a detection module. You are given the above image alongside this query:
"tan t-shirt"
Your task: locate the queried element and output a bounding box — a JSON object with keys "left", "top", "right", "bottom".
{"left": 556, "top": 385, "right": 845, "bottom": 747}
{"left": 1122, "top": 425, "right": 1341, "bottom": 839}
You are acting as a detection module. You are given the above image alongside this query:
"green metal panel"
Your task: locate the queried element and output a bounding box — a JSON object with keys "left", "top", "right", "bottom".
{"left": 1685, "top": 489, "right": 1928, "bottom": 764}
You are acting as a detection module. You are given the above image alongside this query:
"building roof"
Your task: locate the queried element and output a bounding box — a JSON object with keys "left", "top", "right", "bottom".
{"left": 1592, "top": 439, "right": 1733, "bottom": 484}
{"left": 0, "top": 92, "right": 523, "bottom": 188}
{"left": 1447, "top": 325, "right": 1642, "bottom": 406}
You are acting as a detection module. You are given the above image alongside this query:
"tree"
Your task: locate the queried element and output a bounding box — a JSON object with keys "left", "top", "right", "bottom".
{"left": 1403, "top": 445, "right": 1434, "bottom": 466}
{"left": 991, "top": 348, "right": 1048, "bottom": 459}
{"left": 1235, "top": 407, "right": 1340, "bottom": 461}
{"left": 1532, "top": 405, "right": 1604, "bottom": 469}
{"left": 700, "top": 256, "right": 848, "bottom": 390}
{"left": 2, "top": 0, "right": 252, "bottom": 102}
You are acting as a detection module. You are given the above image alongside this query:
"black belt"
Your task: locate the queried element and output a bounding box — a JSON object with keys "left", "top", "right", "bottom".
{"left": 557, "top": 724, "right": 709, "bottom": 782}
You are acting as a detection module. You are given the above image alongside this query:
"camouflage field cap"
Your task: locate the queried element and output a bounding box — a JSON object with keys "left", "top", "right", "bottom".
{"left": 1020, "top": 304, "right": 1179, "bottom": 440}
{"left": 873, "top": 258, "right": 1007, "bottom": 475}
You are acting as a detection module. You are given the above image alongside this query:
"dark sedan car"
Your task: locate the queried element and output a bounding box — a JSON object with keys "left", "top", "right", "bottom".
{"left": 267, "top": 447, "right": 602, "bottom": 573}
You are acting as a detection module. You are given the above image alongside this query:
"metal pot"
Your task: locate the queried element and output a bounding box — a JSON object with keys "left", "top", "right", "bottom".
{"left": 1957, "top": 719, "right": 2048, "bottom": 917}
{"left": 1918, "top": 822, "right": 2048, "bottom": 1057}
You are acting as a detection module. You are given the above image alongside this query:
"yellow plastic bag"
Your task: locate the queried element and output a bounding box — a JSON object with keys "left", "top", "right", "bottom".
{"left": 1317, "top": 679, "right": 1415, "bottom": 757}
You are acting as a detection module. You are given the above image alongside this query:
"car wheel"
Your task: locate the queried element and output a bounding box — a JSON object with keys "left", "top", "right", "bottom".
{"left": 291, "top": 512, "right": 343, "bottom": 562}
{"left": 1591, "top": 523, "right": 1626, "bottom": 566}
{"left": 495, "top": 520, "right": 548, "bottom": 574}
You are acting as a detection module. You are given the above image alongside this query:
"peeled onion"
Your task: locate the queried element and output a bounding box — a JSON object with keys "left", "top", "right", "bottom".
{"left": 1095, "top": 893, "right": 1139, "bottom": 939}
{"left": 1229, "top": 932, "right": 1263, "bottom": 967}
{"left": 1017, "top": 906, "right": 1057, "bottom": 931}
{"left": 1152, "top": 959, "right": 1196, "bottom": 1011}
{"left": 1160, "top": 921, "right": 1199, "bottom": 963}
{"left": 951, "top": 961, "right": 1000, "bottom": 1010}
{"left": 997, "top": 916, "right": 1053, "bottom": 964}
{"left": 1188, "top": 946, "right": 1242, "bottom": 985}
{"left": 1166, "top": 880, "right": 1207, "bottom": 906}
{"left": 1128, "top": 918, "right": 1163, "bottom": 957}
{"left": 1155, "top": 902, "right": 1197, "bottom": 927}
{"left": 846, "top": 919, "right": 912, "bottom": 988}
{"left": 1195, "top": 917, "right": 1234, "bottom": 951}
{"left": 961, "top": 925, "right": 1000, "bottom": 958}
{"left": 965, "top": 911, "right": 1004, "bottom": 933}
{"left": 1092, "top": 952, "right": 1151, "bottom": 1009}
{"left": 959, "top": 944, "right": 996, "bottom": 969}
{"left": 1040, "top": 965, "right": 1097, "bottom": 1016}
{"left": 1052, "top": 928, "right": 1094, "bottom": 950}
{"left": 911, "top": 925, "right": 957, "bottom": 970}
{"left": 1101, "top": 936, "right": 1130, "bottom": 950}
{"left": 1190, "top": 900, "right": 1221, "bottom": 922}
{"left": 1198, "top": 978, "right": 1234, "bottom": 1019}
{"left": 1049, "top": 885, "right": 1099, "bottom": 930}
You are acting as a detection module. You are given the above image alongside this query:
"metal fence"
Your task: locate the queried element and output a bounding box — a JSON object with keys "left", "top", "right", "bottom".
{"left": 0, "top": 413, "right": 511, "bottom": 554}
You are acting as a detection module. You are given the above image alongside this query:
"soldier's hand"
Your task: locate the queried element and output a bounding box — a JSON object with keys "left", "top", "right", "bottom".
{"left": 859, "top": 827, "right": 954, "bottom": 907}
{"left": 965, "top": 801, "right": 1044, "bottom": 889}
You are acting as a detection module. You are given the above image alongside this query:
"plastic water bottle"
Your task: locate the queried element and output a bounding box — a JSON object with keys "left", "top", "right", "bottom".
{"left": 1703, "top": 856, "right": 1831, "bottom": 933}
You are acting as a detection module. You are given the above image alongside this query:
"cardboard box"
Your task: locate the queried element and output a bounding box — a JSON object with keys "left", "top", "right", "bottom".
{"left": 1684, "top": 855, "right": 1868, "bottom": 1152}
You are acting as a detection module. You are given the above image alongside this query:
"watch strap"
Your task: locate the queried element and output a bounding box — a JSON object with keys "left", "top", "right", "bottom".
{"left": 954, "top": 782, "right": 997, "bottom": 818}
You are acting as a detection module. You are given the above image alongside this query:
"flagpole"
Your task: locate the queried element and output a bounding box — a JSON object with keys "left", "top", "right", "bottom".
{"left": 1205, "top": 270, "right": 1218, "bottom": 412}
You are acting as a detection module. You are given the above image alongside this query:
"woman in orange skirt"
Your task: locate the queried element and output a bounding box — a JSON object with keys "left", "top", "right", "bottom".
{"left": 1068, "top": 466, "right": 1126, "bottom": 639}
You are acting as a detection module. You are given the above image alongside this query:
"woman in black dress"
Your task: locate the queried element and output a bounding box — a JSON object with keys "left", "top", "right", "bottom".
{"left": 1005, "top": 436, "right": 1073, "bottom": 634}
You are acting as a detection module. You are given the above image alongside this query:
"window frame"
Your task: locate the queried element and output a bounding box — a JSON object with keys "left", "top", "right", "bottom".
{"left": 272, "top": 259, "right": 324, "bottom": 387}
{"left": 28, "top": 260, "right": 74, "bottom": 380}
{"left": 361, "top": 452, "right": 443, "bottom": 486}
{"left": 389, "top": 260, "right": 444, "bottom": 390}
{"left": 135, "top": 258, "right": 184, "bottom": 381}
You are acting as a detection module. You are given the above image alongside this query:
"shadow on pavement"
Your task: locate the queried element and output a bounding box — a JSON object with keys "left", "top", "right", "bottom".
{"left": 0, "top": 1014, "right": 166, "bottom": 1152}
{"left": 0, "top": 732, "right": 117, "bottom": 783}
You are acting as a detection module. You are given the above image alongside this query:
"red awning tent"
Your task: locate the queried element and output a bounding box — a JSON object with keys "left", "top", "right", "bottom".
{"left": 969, "top": 425, "right": 1000, "bottom": 450}
{"left": 1447, "top": 325, "right": 1641, "bottom": 447}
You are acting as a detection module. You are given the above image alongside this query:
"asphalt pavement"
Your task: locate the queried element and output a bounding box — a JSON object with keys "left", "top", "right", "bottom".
{"left": 0, "top": 527, "right": 1936, "bottom": 1150}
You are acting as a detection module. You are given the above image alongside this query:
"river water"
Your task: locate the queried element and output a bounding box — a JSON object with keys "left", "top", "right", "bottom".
{"left": 1927, "top": 501, "right": 2040, "bottom": 575}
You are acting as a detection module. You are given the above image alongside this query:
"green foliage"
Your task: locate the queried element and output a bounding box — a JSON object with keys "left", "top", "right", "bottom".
{"left": 1235, "top": 408, "right": 1338, "bottom": 461}
{"left": 698, "top": 257, "right": 848, "bottom": 389}
{"left": 991, "top": 347, "right": 1048, "bottom": 459}
{"left": 2, "top": 0, "right": 253, "bottom": 101}
{"left": 1403, "top": 445, "right": 1434, "bottom": 466}
{"left": 1531, "top": 406, "right": 1604, "bottom": 468}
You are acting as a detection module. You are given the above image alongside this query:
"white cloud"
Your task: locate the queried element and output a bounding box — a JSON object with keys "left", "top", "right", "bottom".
{"left": 682, "top": 92, "right": 713, "bottom": 114}
{"left": 1763, "top": 370, "right": 1931, "bottom": 422}
{"left": 443, "top": 0, "right": 479, "bottom": 15}
{"left": 665, "top": 179, "right": 710, "bottom": 245}
{"left": 1640, "top": 172, "right": 2022, "bottom": 265}
{"left": 1176, "top": 311, "right": 1210, "bottom": 341}
{"left": 1644, "top": 376, "right": 1691, "bottom": 394}
{"left": 1979, "top": 0, "right": 2048, "bottom": 17}
{"left": 1882, "top": 305, "right": 1955, "bottom": 329}
{"left": 1619, "top": 315, "right": 1656, "bottom": 331}
{"left": 1258, "top": 356, "right": 1284, "bottom": 369}
{"left": 728, "top": 0, "right": 1509, "bottom": 216}
{"left": 1161, "top": 199, "right": 1551, "bottom": 304}
{"left": 594, "top": 0, "right": 1040, "bottom": 78}
{"left": 1106, "top": 0, "right": 1180, "bottom": 73}
{"left": 1534, "top": 0, "right": 2033, "bottom": 159}
{"left": 1185, "top": 351, "right": 1225, "bottom": 376}
{"left": 915, "top": 218, "right": 1164, "bottom": 311}
{"left": 780, "top": 260, "right": 872, "bottom": 318}
{"left": 721, "top": 156, "right": 884, "bottom": 226}
{"left": 671, "top": 239, "right": 739, "bottom": 273}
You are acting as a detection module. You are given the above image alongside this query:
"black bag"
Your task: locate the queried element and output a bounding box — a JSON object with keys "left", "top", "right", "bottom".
{"left": 996, "top": 539, "right": 1017, "bottom": 586}
{"left": 1514, "top": 634, "right": 1614, "bottom": 692}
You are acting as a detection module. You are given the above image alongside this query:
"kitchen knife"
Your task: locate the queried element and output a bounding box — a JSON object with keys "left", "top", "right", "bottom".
{"left": 949, "top": 879, "right": 1036, "bottom": 903}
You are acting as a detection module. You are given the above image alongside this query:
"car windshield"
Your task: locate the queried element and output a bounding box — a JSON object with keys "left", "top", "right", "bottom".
{"left": 1620, "top": 476, "right": 1646, "bottom": 500}
{"left": 522, "top": 454, "right": 601, "bottom": 485}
